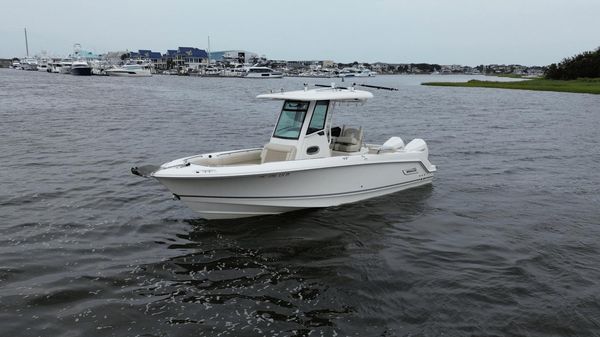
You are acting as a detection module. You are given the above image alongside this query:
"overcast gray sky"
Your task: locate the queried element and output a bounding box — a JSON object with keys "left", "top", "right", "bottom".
{"left": 1, "top": 0, "right": 598, "bottom": 65}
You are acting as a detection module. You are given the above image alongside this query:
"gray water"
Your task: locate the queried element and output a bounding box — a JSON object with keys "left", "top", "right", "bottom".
{"left": 1, "top": 69, "right": 600, "bottom": 337}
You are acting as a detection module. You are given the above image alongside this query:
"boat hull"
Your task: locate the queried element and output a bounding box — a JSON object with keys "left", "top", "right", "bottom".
{"left": 244, "top": 73, "right": 284, "bottom": 78}
{"left": 154, "top": 159, "right": 434, "bottom": 219}
{"left": 105, "top": 70, "right": 152, "bottom": 77}
{"left": 70, "top": 67, "right": 92, "bottom": 76}
{"left": 21, "top": 64, "right": 38, "bottom": 71}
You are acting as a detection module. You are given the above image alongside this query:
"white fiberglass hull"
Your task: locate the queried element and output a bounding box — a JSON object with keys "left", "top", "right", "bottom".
{"left": 105, "top": 69, "right": 152, "bottom": 77}
{"left": 244, "top": 73, "right": 283, "bottom": 78}
{"left": 153, "top": 151, "right": 435, "bottom": 219}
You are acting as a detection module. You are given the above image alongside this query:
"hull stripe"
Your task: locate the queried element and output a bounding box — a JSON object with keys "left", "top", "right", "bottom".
{"left": 177, "top": 177, "right": 432, "bottom": 200}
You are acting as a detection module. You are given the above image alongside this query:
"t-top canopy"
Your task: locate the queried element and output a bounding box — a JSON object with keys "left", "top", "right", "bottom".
{"left": 257, "top": 88, "right": 374, "bottom": 102}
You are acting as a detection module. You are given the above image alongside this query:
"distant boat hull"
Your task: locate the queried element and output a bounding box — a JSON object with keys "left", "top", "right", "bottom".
{"left": 70, "top": 67, "right": 92, "bottom": 76}
{"left": 105, "top": 69, "right": 152, "bottom": 77}
{"left": 244, "top": 66, "right": 284, "bottom": 78}
{"left": 59, "top": 65, "right": 72, "bottom": 74}
{"left": 21, "top": 64, "right": 38, "bottom": 71}
{"left": 244, "top": 73, "right": 284, "bottom": 78}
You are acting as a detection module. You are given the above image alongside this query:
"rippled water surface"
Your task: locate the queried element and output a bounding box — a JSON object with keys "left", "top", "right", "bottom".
{"left": 1, "top": 69, "right": 600, "bottom": 336}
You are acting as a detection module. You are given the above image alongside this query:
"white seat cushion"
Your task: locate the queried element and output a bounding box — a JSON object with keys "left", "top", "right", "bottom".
{"left": 261, "top": 143, "right": 297, "bottom": 163}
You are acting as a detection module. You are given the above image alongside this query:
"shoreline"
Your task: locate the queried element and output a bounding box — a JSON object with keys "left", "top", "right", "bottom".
{"left": 421, "top": 78, "right": 600, "bottom": 95}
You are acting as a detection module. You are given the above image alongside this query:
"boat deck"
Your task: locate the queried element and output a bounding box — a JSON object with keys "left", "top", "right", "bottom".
{"left": 187, "top": 144, "right": 386, "bottom": 168}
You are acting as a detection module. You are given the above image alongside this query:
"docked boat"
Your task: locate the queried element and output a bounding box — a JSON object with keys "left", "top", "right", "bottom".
{"left": 59, "top": 59, "right": 73, "bottom": 74}
{"left": 134, "top": 84, "right": 436, "bottom": 219}
{"left": 105, "top": 63, "right": 152, "bottom": 77}
{"left": 70, "top": 60, "right": 92, "bottom": 75}
{"left": 20, "top": 57, "right": 38, "bottom": 71}
{"left": 244, "top": 66, "right": 284, "bottom": 78}
{"left": 338, "top": 67, "right": 377, "bottom": 77}
{"left": 48, "top": 61, "right": 62, "bottom": 73}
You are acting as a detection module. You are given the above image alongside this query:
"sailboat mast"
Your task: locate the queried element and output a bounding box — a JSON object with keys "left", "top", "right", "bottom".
{"left": 207, "top": 36, "right": 211, "bottom": 65}
{"left": 24, "top": 28, "right": 29, "bottom": 57}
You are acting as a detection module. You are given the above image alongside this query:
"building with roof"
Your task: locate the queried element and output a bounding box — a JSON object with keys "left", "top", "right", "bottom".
{"left": 129, "top": 49, "right": 164, "bottom": 68}
{"left": 211, "top": 50, "right": 260, "bottom": 64}
{"left": 173, "top": 47, "right": 208, "bottom": 70}
{"left": 127, "top": 47, "right": 209, "bottom": 70}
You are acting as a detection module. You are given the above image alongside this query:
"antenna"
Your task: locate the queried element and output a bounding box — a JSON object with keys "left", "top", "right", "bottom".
{"left": 356, "top": 83, "right": 399, "bottom": 91}
{"left": 314, "top": 83, "right": 398, "bottom": 91}
{"left": 24, "top": 28, "right": 29, "bottom": 57}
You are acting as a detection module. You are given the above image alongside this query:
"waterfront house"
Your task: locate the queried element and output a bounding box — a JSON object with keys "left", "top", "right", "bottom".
{"left": 174, "top": 47, "right": 208, "bottom": 71}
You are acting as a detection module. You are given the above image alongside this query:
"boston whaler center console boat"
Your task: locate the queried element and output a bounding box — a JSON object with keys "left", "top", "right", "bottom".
{"left": 133, "top": 84, "right": 436, "bottom": 219}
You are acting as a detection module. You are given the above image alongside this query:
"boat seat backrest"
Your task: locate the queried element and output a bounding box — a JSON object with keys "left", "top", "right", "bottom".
{"left": 261, "top": 143, "right": 297, "bottom": 163}
{"left": 333, "top": 126, "right": 363, "bottom": 152}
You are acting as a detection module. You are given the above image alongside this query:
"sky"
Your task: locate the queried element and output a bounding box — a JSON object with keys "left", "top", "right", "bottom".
{"left": 1, "top": 0, "right": 599, "bottom": 66}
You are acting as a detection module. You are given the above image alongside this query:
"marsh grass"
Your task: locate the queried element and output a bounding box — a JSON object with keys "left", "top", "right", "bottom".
{"left": 422, "top": 78, "right": 600, "bottom": 94}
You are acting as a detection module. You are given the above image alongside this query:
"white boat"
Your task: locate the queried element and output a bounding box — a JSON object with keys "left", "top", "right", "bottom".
{"left": 20, "top": 57, "right": 38, "bottom": 71}
{"left": 222, "top": 65, "right": 245, "bottom": 77}
{"left": 37, "top": 61, "right": 50, "bottom": 72}
{"left": 48, "top": 61, "right": 62, "bottom": 73}
{"left": 70, "top": 60, "right": 92, "bottom": 76}
{"left": 59, "top": 59, "right": 73, "bottom": 74}
{"left": 244, "top": 66, "right": 283, "bottom": 78}
{"left": 138, "top": 85, "right": 436, "bottom": 219}
{"left": 11, "top": 60, "right": 21, "bottom": 69}
{"left": 162, "top": 69, "right": 179, "bottom": 75}
{"left": 338, "top": 67, "right": 376, "bottom": 77}
{"left": 105, "top": 64, "right": 152, "bottom": 77}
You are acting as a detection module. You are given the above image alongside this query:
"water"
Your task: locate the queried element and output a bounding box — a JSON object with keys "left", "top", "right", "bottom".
{"left": 1, "top": 69, "right": 600, "bottom": 336}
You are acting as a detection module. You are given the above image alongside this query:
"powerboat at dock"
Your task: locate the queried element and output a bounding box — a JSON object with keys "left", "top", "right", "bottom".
{"left": 70, "top": 60, "right": 92, "bottom": 76}
{"left": 20, "top": 57, "right": 38, "bottom": 71}
{"left": 59, "top": 59, "right": 73, "bottom": 74}
{"left": 244, "top": 66, "right": 284, "bottom": 78}
{"left": 134, "top": 84, "right": 436, "bottom": 219}
{"left": 338, "top": 67, "right": 377, "bottom": 77}
{"left": 105, "top": 63, "right": 152, "bottom": 77}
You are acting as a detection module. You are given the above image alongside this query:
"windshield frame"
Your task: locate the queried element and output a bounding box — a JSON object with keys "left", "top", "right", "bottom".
{"left": 306, "top": 100, "right": 329, "bottom": 135}
{"left": 272, "top": 100, "right": 310, "bottom": 140}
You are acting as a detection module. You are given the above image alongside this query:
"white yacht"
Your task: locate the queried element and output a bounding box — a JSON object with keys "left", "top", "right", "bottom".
{"left": 105, "top": 63, "right": 152, "bottom": 77}
{"left": 59, "top": 59, "right": 73, "bottom": 74}
{"left": 37, "top": 59, "right": 50, "bottom": 72}
{"left": 70, "top": 60, "right": 92, "bottom": 76}
{"left": 338, "top": 67, "right": 376, "bottom": 77}
{"left": 135, "top": 84, "right": 436, "bottom": 219}
{"left": 244, "top": 66, "right": 284, "bottom": 78}
{"left": 48, "top": 61, "right": 62, "bottom": 73}
{"left": 20, "top": 58, "right": 38, "bottom": 71}
{"left": 222, "top": 64, "right": 246, "bottom": 77}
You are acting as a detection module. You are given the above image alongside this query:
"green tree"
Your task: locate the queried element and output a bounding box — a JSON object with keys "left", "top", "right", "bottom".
{"left": 545, "top": 47, "right": 600, "bottom": 80}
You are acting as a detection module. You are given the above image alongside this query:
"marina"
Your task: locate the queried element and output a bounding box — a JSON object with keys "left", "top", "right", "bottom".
{"left": 4, "top": 31, "right": 547, "bottom": 78}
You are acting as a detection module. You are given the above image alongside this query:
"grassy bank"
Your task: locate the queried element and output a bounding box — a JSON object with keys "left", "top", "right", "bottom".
{"left": 493, "top": 73, "right": 531, "bottom": 79}
{"left": 422, "top": 78, "right": 600, "bottom": 94}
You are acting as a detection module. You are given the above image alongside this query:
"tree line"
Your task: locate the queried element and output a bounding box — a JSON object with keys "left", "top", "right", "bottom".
{"left": 545, "top": 47, "right": 600, "bottom": 80}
